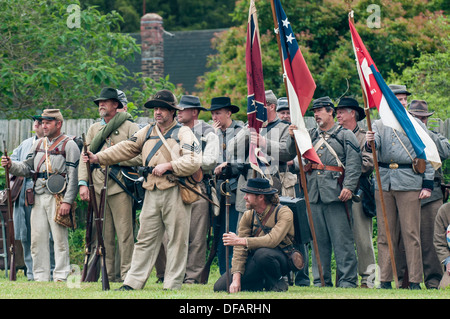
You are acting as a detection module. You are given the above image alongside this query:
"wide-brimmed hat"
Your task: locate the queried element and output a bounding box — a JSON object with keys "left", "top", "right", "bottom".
{"left": 312, "top": 96, "right": 334, "bottom": 110}
{"left": 336, "top": 97, "right": 366, "bottom": 120}
{"left": 178, "top": 95, "right": 207, "bottom": 111}
{"left": 207, "top": 97, "right": 240, "bottom": 113}
{"left": 41, "top": 109, "right": 64, "bottom": 122}
{"left": 94, "top": 87, "right": 124, "bottom": 109}
{"left": 276, "top": 97, "right": 289, "bottom": 112}
{"left": 116, "top": 89, "right": 128, "bottom": 106}
{"left": 388, "top": 84, "right": 411, "bottom": 96}
{"left": 408, "top": 100, "right": 434, "bottom": 117}
{"left": 144, "top": 89, "right": 182, "bottom": 111}
{"left": 240, "top": 178, "right": 278, "bottom": 195}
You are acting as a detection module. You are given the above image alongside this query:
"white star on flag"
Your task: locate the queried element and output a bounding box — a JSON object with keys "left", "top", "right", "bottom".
{"left": 286, "top": 33, "right": 294, "bottom": 44}
{"left": 282, "top": 18, "right": 290, "bottom": 28}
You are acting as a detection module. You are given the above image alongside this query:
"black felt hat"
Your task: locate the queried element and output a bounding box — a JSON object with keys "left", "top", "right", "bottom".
{"left": 207, "top": 97, "right": 240, "bottom": 114}
{"left": 94, "top": 87, "right": 124, "bottom": 109}
{"left": 336, "top": 97, "right": 366, "bottom": 120}
{"left": 144, "top": 89, "right": 182, "bottom": 110}
{"left": 178, "top": 95, "right": 207, "bottom": 111}
{"left": 240, "top": 178, "right": 278, "bottom": 195}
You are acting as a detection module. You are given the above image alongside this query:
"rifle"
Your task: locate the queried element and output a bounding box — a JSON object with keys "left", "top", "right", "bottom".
{"left": 220, "top": 178, "right": 231, "bottom": 293}
{"left": 199, "top": 179, "right": 220, "bottom": 284}
{"left": 85, "top": 164, "right": 110, "bottom": 290}
{"left": 80, "top": 134, "right": 95, "bottom": 282}
{"left": 2, "top": 141, "right": 16, "bottom": 281}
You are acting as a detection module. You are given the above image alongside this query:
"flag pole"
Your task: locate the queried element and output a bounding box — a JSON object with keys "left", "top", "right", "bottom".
{"left": 348, "top": 9, "right": 399, "bottom": 289}
{"left": 269, "top": 0, "right": 325, "bottom": 287}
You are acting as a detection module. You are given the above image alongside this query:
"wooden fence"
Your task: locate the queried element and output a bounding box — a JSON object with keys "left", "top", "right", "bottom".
{"left": 1, "top": 117, "right": 449, "bottom": 151}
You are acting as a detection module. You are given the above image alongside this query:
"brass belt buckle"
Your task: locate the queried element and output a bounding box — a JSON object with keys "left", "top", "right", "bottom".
{"left": 389, "top": 163, "right": 399, "bottom": 169}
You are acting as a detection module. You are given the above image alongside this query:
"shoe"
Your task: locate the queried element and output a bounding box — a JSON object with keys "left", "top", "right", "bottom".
{"left": 155, "top": 277, "right": 164, "bottom": 283}
{"left": 379, "top": 281, "right": 392, "bottom": 289}
{"left": 268, "top": 278, "right": 289, "bottom": 292}
{"left": 116, "top": 285, "right": 134, "bottom": 291}
{"left": 409, "top": 283, "right": 421, "bottom": 290}
{"left": 359, "top": 283, "right": 369, "bottom": 288}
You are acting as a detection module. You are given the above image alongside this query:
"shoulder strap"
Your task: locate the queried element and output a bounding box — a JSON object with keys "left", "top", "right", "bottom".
{"left": 144, "top": 123, "right": 181, "bottom": 167}
{"left": 253, "top": 204, "right": 281, "bottom": 237}
{"left": 35, "top": 135, "right": 68, "bottom": 172}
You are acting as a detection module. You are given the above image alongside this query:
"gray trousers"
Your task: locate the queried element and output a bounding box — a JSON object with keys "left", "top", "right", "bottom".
{"left": 352, "top": 200, "right": 376, "bottom": 284}
{"left": 310, "top": 199, "right": 358, "bottom": 287}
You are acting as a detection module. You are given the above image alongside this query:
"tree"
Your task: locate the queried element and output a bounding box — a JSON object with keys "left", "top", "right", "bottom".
{"left": 0, "top": 0, "right": 157, "bottom": 119}
{"left": 196, "top": 0, "right": 448, "bottom": 121}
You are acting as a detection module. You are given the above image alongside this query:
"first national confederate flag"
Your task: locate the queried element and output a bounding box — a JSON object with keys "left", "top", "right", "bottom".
{"left": 246, "top": 0, "right": 268, "bottom": 174}
{"left": 274, "top": 0, "right": 321, "bottom": 164}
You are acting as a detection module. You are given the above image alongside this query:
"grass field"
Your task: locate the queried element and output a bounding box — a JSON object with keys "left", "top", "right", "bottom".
{"left": 1, "top": 267, "right": 449, "bottom": 300}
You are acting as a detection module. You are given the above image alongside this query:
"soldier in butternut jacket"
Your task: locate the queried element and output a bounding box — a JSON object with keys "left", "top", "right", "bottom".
{"left": 83, "top": 90, "right": 201, "bottom": 290}
{"left": 213, "top": 178, "right": 295, "bottom": 293}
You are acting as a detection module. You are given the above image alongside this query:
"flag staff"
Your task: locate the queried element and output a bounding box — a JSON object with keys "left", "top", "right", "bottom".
{"left": 269, "top": 0, "right": 325, "bottom": 287}
{"left": 348, "top": 9, "right": 399, "bottom": 289}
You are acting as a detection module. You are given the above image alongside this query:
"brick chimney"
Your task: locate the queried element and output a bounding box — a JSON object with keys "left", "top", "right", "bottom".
{"left": 140, "top": 13, "right": 164, "bottom": 80}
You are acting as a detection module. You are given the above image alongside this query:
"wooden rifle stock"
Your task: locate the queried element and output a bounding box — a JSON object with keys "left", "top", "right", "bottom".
{"left": 88, "top": 165, "right": 110, "bottom": 291}
{"left": 80, "top": 134, "right": 96, "bottom": 282}
{"left": 2, "top": 141, "right": 16, "bottom": 281}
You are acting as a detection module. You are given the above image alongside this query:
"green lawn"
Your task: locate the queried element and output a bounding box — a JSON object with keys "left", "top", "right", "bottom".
{"left": 0, "top": 267, "right": 449, "bottom": 299}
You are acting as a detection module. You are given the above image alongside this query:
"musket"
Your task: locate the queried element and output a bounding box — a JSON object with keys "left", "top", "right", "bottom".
{"left": 200, "top": 179, "right": 221, "bottom": 284}
{"left": 80, "top": 133, "right": 96, "bottom": 282}
{"left": 2, "top": 141, "right": 16, "bottom": 281}
{"left": 220, "top": 178, "right": 231, "bottom": 293}
{"left": 86, "top": 165, "right": 110, "bottom": 290}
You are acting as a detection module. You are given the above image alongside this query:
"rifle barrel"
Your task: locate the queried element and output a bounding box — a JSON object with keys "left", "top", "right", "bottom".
{"left": 3, "top": 140, "right": 16, "bottom": 281}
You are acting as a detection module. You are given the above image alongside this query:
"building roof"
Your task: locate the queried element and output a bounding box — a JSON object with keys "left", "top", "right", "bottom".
{"left": 120, "top": 28, "right": 227, "bottom": 93}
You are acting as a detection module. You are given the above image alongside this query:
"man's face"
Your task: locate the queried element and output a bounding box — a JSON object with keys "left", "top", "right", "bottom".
{"left": 277, "top": 110, "right": 291, "bottom": 122}
{"left": 396, "top": 93, "right": 408, "bottom": 108}
{"left": 336, "top": 108, "right": 355, "bottom": 129}
{"left": 33, "top": 120, "right": 44, "bottom": 138}
{"left": 42, "top": 119, "right": 61, "bottom": 139}
{"left": 98, "top": 99, "right": 118, "bottom": 118}
{"left": 154, "top": 107, "right": 174, "bottom": 126}
{"left": 413, "top": 114, "right": 429, "bottom": 125}
{"left": 211, "top": 108, "right": 231, "bottom": 128}
{"left": 177, "top": 108, "right": 195, "bottom": 124}
{"left": 313, "top": 107, "right": 333, "bottom": 128}
{"left": 244, "top": 192, "right": 260, "bottom": 210}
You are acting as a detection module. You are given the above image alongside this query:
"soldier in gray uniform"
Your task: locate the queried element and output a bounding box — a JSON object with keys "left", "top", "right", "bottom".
{"left": 408, "top": 100, "right": 450, "bottom": 289}
{"left": 230, "top": 90, "right": 295, "bottom": 215}
{"left": 177, "top": 95, "right": 219, "bottom": 283}
{"left": 336, "top": 97, "right": 376, "bottom": 288}
{"left": 209, "top": 96, "right": 243, "bottom": 275}
{"left": 366, "top": 93, "right": 435, "bottom": 289}
{"left": 287, "top": 96, "right": 361, "bottom": 288}
{"left": 1, "top": 109, "right": 80, "bottom": 282}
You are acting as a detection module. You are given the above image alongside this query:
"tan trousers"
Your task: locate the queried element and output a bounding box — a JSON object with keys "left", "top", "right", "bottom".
{"left": 123, "top": 186, "right": 192, "bottom": 290}
{"left": 31, "top": 193, "right": 69, "bottom": 281}
{"left": 184, "top": 182, "right": 210, "bottom": 283}
{"left": 102, "top": 191, "right": 134, "bottom": 282}
{"left": 375, "top": 190, "right": 423, "bottom": 283}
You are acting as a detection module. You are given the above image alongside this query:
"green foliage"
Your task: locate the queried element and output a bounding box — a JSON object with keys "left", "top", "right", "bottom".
{"left": 0, "top": 0, "right": 142, "bottom": 119}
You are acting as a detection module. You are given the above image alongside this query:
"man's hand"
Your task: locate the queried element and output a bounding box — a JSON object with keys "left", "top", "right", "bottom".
{"left": 366, "top": 131, "right": 375, "bottom": 143}
{"left": 214, "top": 162, "right": 228, "bottom": 175}
{"left": 419, "top": 188, "right": 432, "bottom": 200}
{"left": 338, "top": 188, "right": 353, "bottom": 202}
{"left": 223, "top": 232, "right": 246, "bottom": 246}
{"left": 79, "top": 185, "right": 90, "bottom": 201}
{"left": 81, "top": 150, "right": 99, "bottom": 164}
{"left": 152, "top": 162, "right": 172, "bottom": 177}
{"left": 1, "top": 155, "right": 11, "bottom": 169}
{"left": 288, "top": 124, "right": 298, "bottom": 138}
{"left": 250, "top": 131, "right": 266, "bottom": 148}
{"left": 59, "top": 202, "right": 72, "bottom": 216}
{"left": 229, "top": 273, "right": 242, "bottom": 294}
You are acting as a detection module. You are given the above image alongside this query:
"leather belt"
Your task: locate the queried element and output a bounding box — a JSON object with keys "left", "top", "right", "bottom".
{"left": 378, "top": 162, "right": 412, "bottom": 169}
{"left": 35, "top": 172, "right": 66, "bottom": 179}
{"left": 309, "top": 163, "right": 344, "bottom": 173}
